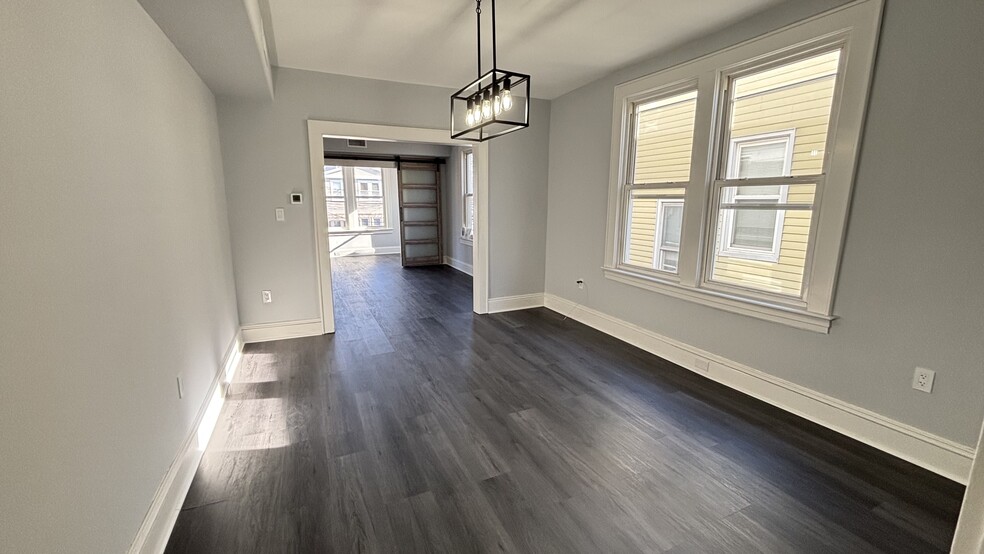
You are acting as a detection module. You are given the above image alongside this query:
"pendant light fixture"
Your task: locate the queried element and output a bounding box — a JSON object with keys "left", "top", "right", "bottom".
{"left": 450, "top": 0, "right": 530, "bottom": 142}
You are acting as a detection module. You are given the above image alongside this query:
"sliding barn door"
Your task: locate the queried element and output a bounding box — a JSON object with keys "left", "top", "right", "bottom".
{"left": 398, "top": 162, "right": 443, "bottom": 267}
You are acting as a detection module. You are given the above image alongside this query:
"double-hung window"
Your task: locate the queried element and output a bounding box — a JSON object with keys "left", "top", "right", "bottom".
{"left": 604, "top": 1, "right": 882, "bottom": 332}
{"left": 323, "top": 164, "right": 390, "bottom": 231}
{"left": 461, "top": 149, "right": 475, "bottom": 241}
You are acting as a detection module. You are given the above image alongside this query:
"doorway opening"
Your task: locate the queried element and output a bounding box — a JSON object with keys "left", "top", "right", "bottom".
{"left": 307, "top": 121, "right": 488, "bottom": 334}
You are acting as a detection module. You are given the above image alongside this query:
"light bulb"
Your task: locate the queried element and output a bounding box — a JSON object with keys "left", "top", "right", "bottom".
{"left": 481, "top": 90, "right": 492, "bottom": 120}
{"left": 493, "top": 83, "right": 502, "bottom": 115}
{"left": 465, "top": 109, "right": 474, "bottom": 126}
{"left": 501, "top": 78, "right": 514, "bottom": 111}
{"left": 501, "top": 89, "right": 513, "bottom": 111}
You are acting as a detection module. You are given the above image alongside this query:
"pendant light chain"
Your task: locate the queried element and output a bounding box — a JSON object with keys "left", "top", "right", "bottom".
{"left": 476, "top": 0, "right": 482, "bottom": 79}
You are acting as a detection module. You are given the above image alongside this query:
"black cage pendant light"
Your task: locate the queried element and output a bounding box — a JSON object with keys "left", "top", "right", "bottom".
{"left": 450, "top": 0, "right": 530, "bottom": 142}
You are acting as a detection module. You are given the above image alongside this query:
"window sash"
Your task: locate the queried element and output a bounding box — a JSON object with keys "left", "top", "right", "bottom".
{"left": 324, "top": 166, "right": 390, "bottom": 231}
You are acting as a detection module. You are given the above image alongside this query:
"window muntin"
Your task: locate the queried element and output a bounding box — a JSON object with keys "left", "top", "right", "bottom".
{"left": 324, "top": 165, "right": 389, "bottom": 231}
{"left": 705, "top": 49, "right": 840, "bottom": 299}
{"left": 461, "top": 149, "right": 475, "bottom": 241}
{"left": 620, "top": 88, "right": 697, "bottom": 275}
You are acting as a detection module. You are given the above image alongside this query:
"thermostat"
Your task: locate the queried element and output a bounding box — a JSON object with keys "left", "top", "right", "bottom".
{"left": 290, "top": 193, "right": 303, "bottom": 204}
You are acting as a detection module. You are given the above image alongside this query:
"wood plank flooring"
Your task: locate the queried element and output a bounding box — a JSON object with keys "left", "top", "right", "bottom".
{"left": 166, "top": 254, "right": 965, "bottom": 553}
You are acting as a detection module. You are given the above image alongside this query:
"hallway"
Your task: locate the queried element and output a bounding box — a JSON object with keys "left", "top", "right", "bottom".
{"left": 166, "top": 256, "right": 963, "bottom": 553}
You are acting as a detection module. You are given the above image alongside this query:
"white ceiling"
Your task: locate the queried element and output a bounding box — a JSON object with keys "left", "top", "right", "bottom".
{"left": 266, "top": 0, "right": 784, "bottom": 99}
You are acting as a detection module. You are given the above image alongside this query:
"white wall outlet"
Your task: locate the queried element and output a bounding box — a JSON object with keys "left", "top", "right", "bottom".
{"left": 275, "top": 207, "right": 285, "bottom": 222}
{"left": 912, "top": 367, "right": 935, "bottom": 393}
{"left": 261, "top": 290, "right": 272, "bottom": 304}
{"left": 695, "top": 358, "right": 710, "bottom": 373}
{"left": 176, "top": 375, "right": 184, "bottom": 399}
{"left": 576, "top": 279, "right": 585, "bottom": 290}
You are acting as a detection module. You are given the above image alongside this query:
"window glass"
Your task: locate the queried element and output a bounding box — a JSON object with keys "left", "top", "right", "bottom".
{"left": 624, "top": 187, "right": 685, "bottom": 271}
{"left": 324, "top": 166, "right": 347, "bottom": 230}
{"left": 632, "top": 90, "right": 698, "bottom": 184}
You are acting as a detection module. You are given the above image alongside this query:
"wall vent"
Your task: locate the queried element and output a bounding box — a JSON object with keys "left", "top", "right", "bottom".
{"left": 347, "top": 139, "right": 369, "bottom": 148}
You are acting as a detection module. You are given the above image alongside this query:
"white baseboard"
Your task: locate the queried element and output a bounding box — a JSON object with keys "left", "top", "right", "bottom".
{"left": 241, "top": 318, "right": 323, "bottom": 343}
{"left": 128, "top": 330, "right": 244, "bottom": 554}
{"left": 443, "top": 256, "right": 473, "bottom": 276}
{"left": 542, "top": 293, "right": 976, "bottom": 483}
{"left": 487, "top": 293, "right": 545, "bottom": 314}
{"left": 330, "top": 245, "right": 400, "bottom": 257}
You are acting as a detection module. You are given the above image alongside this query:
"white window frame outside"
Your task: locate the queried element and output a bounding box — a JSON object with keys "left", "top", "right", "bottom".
{"left": 461, "top": 149, "right": 475, "bottom": 243}
{"left": 602, "top": 0, "right": 882, "bottom": 333}
{"left": 718, "top": 130, "right": 795, "bottom": 263}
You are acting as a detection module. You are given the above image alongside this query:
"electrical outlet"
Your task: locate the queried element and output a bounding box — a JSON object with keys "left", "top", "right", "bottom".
{"left": 576, "top": 279, "right": 585, "bottom": 290}
{"left": 695, "top": 358, "right": 710, "bottom": 373}
{"left": 176, "top": 375, "right": 184, "bottom": 399}
{"left": 275, "top": 208, "right": 285, "bottom": 222}
{"left": 912, "top": 367, "right": 935, "bottom": 393}
{"left": 261, "top": 290, "right": 272, "bottom": 304}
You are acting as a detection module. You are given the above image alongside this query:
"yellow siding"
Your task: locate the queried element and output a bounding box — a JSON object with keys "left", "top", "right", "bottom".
{"left": 625, "top": 188, "right": 685, "bottom": 268}
{"left": 633, "top": 96, "right": 697, "bottom": 184}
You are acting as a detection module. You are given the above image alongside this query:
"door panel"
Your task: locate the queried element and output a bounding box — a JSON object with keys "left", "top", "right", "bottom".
{"left": 398, "top": 162, "right": 443, "bottom": 267}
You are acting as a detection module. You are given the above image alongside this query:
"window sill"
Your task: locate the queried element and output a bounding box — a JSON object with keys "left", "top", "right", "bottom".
{"left": 329, "top": 228, "right": 394, "bottom": 236}
{"left": 460, "top": 236, "right": 474, "bottom": 246}
{"left": 602, "top": 266, "right": 834, "bottom": 333}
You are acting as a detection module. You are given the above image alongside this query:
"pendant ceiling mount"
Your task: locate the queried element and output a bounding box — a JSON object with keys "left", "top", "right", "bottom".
{"left": 450, "top": 0, "right": 531, "bottom": 142}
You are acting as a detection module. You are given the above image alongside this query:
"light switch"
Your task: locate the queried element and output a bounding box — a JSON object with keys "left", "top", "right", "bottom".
{"left": 275, "top": 208, "right": 285, "bottom": 222}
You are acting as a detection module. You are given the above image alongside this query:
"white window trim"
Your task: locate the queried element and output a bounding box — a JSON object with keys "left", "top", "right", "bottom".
{"left": 461, "top": 149, "right": 475, "bottom": 243}
{"left": 602, "top": 0, "right": 883, "bottom": 333}
{"left": 718, "top": 130, "right": 795, "bottom": 263}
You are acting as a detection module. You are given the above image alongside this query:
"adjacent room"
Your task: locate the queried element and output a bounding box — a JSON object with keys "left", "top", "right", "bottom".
{"left": 2, "top": 0, "right": 983, "bottom": 552}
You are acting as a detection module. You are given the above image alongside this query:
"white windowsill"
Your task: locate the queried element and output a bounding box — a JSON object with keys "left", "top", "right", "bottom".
{"left": 460, "top": 236, "right": 474, "bottom": 246}
{"left": 602, "top": 266, "right": 834, "bottom": 333}
{"left": 329, "top": 228, "right": 394, "bottom": 236}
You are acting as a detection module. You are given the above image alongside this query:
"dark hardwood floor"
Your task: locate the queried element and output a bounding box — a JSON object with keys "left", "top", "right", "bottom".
{"left": 166, "top": 254, "right": 965, "bottom": 553}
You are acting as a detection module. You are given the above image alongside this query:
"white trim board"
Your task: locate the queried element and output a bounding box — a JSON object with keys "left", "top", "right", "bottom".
{"left": 128, "top": 331, "right": 244, "bottom": 554}
{"left": 241, "top": 318, "right": 324, "bottom": 343}
{"left": 542, "top": 293, "right": 975, "bottom": 483}
{"left": 443, "top": 256, "right": 474, "bottom": 277}
{"left": 487, "top": 293, "right": 545, "bottom": 314}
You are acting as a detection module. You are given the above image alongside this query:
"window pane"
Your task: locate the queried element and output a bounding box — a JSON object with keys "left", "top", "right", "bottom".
{"left": 624, "top": 188, "right": 685, "bottom": 272}
{"left": 732, "top": 208, "right": 778, "bottom": 249}
{"left": 660, "top": 250, "right": 679, "bottom": 273}
{"left": 736, "top": 141, "right": 788, "bottom": 178}
{"left": 711, "top": 184, "right": 816, "bottom": 297}
{"left": 632, "top": 90, "right": 697, "bottom": 184}
{"left": 726, "top": 50, "right": 841, "bottom": 177}
{"left": 353, "top": 167, "right": 384, "bottom": 228}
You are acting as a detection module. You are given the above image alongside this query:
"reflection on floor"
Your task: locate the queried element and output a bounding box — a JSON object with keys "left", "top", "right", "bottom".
{"left": 166, "top": 254, "right": 964, "bottom": 553}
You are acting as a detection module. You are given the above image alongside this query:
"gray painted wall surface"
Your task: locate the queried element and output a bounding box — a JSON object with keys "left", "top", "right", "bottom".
{"left": 0, "top": 1, "right": 240, "bottom": 551}
{"left": 488, "top": 99, "right": 552, "bottom": 298}
{"left": 219, "top": 68, "right": 549, "bottom": 324}
{"left": 544, "top": 0, "right": 984, "bottom": 445}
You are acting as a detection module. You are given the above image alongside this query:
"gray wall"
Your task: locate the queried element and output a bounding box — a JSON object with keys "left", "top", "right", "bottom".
{"left": 323, "top": 138, "right": 451, "bottom": 257}
{"left": 544, "top": 0, "right": 984, "bottom": 445}
{"left": 444, "top": 146, "right": 474, "bottom": 269}
{"left": 219, "top": 68, "right": 549, "bottom": 324}
{"left": 0, "top": 0, "right": 240, "bottom": 551}
{"left": 489, "top": 99, "right": 552, "bottom": 298}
